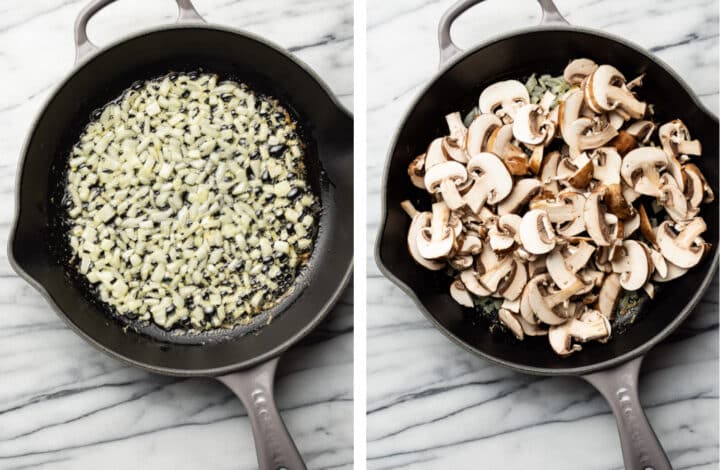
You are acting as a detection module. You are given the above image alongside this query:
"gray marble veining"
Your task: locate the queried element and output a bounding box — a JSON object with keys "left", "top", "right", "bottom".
{"left": 0, "top": 1, "right": 352, "bottom": 469}
{"left": 367, "top": 0, "right": 718, "bottom": 469}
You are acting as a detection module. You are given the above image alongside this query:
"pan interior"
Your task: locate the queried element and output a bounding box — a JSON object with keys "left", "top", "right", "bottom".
{"left": 11, "top": 27, "right": 353, "bottom": 374}
{"left": 378, "top": 28, "right": 718, "bottom": 374}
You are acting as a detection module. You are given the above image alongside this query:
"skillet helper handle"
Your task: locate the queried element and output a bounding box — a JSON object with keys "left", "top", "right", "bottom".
{"left": 74, "top": 0, "right": 206, "bottom": 64}
{"left": 583, "top": 356, "right": 672, "bottom": 470}
{"left": 437, "top": 0, "right": 569, "bottom": 66}
{"left": 217, "top": 357, "right": 306, "bottom": 470}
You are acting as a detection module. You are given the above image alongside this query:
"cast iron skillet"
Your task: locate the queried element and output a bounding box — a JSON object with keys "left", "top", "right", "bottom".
{"left": 376, "top": 1, "right": 718, "bottom": 469}
{"left": 7, "top": 1, "right": 353, "bottom": 469}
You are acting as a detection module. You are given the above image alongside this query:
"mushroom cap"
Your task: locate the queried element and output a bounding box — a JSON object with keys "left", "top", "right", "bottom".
{"left": 621, "top": 147, "right": 667, "bottom": 197}
{"left": 611, "top": 240, "right": 651, "bottom": 290}
{"left": 587, "top": 65, "right": 647, "bottom": 118}
{"left": 656, "top": 219, "right": 706, "bottom": 268}
{"left": 512, "top": 104, "right": 554, "bottom": 145}
{"left": 519, "top": 209, "right": 557, "bottom": 255}
{"left": 564, "top": 58, "right": 598, "bottom": 85}
{"left": 466, "top": 152, "right": 513, "bottom": 204}
{"left": 479, "top": 80, "right": 530, "bottom": 121}
{"left": 467, "top": 113, "right": 502, "bottom": 156}
{"left": 425, "top": 137, "right": 448, "bottom": 169}
{"left": 406, "top": 212, "right": 445, "bottom": 271}
{"left": 424, "top": 160, "right": 467, "bottom": 193}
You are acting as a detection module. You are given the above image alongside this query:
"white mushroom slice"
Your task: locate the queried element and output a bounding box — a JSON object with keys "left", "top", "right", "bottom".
{"left": 408, "top": 153, "right": 426, "bottom": 189}
{"left": 596, "top": 273, "right": 621, "bottom": 319}
{"left": 488, "top": 223, "right": 515, "bottom": 253}
{"left": 611, "top": 240, "right": 651, "bottom": 290}
{"left": 540, "top": 150, "right": 561, "bottom": 194}
{"left": 648, "top": 248, "right": 667, "bottom": 279}
{"left": 487, "top": 124, "right": 528, "bottom": 175}
{"left": 448, "top": 254, "right": 474, "bottom": 271}
{"left": 549, "top": 310, "right": 611, "bottom": 356}
{"left": 530, "top": 191, "right": 586, "bottom": 237}
{"left": 460, "top": 269, "right": 492, "bottom": 296}
{"left": 607, "top": 110, "right": 626, "bottom": 130}
{"left": 479, "top": 255, "right": 515, "bottom": 292}
{"left": 586, "top": 65, "right": 647, "bottom": 119}
{"left": 583, "top": 189, "right": 620, "bottom": 246}
{"left": 621, "top": 147, "right": 667, "bottom": 197}
{"left": 519, "top": 283, "right": 538, "bottom": 325}
{"left": 498, "top": 259, "right": 527, "bottom": 301}
{"left": 626, "top": 120, "right": 656, "bottom": 144}
{"left": 652, "top": 260, "right": 688, "bottom": 282}
{"left": 424, "top": 161, "right": 468, "bottom": 210}
{"left": 642, "top": 282, "right": 655, "bottom": 299}
{"left": 590, "top": 147, "right": 622, "bottom": 185}
{"left": 425, "top": 138, "right": 450, "bottom": 172}
{"left": 450, "top": 279, "right": 474, "bottom": 307}
{"left": 656, "top": 218, "right": 707, "bottom": 268}
{"left": 457, "top": 235, "right": 483, "bottom": 255}
{"left": 558, "top": 90, "right": 584, "bottom": 144}
{"left": 519, "top": 209, "right": 556, "bottom": 254}
{"left": 562, "top": 153, "right": 595, "bottom": 189}
{"left": 659, "top": 119, "right": 702, "bottom": 158}
{"left": 502, "top": 298, "right": 521, "bottom": 313}
{"left": 518, "top": 315, "right": 549, "bottom": 336}
{"left": 405, "top": 208, "right": 444, "bottom": 271}
{"left": 684, "top": 163, "right": 714, "bottom": 206}
{"left": 479, "top": 80, "right": 530, "bottom": 123}
{"left": 564, "top": 58, "right": 598, "bottom": 85}
{"left": 443, "top": 112, "right": 468, "bottom": 163}
{"left": 566, "top": 241, "right": 596, "bottom": 273}
{"left": 539, "top": 91, "right": 556, "bottom": 112}
{"left": 565, "top": 117, "right": 618, "bottom": 159}
{"left": 512, "top": 104, "right": 555, "bottom": 145}
{"left": 466, "top": 113, "right": 503, "bottom": 156}
{"left": 464, "top": 152, "right": 514, "bottom": 210}
{"left": 527, "top": 274, "right": 587, "bottom": 325}
{"left": 623, "top": 212, "right": 641, "bottom": 237}
{"left": 498, "top": 308, "right": 524, "bottom": 340}
{"left": 417, "top": 202, "right": 454, "bottom": 259}
{"left": 497, "top": 178, "right": 542, "bottom": 215}
{"left": 546, "top": 247, "right": 580, "bottom": 288}
{"left": 659, "top": 177, "right": 690, "bottom": 222}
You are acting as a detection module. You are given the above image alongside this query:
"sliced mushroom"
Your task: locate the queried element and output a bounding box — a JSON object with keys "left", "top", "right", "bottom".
{"left": 549, "top": 309, "right": 611, "bottom": 356}
{"left": 479, "top": 255, "right": 515, "bottom": 292}
{"left": 424, "top": 160, "right": 468, "bottom": 210}
{"left": 479, "top": 80, "right": 530, "bottom": 123}
{"left": 424, "top": 137, "right": 448, "bottom": 169}
{"left": 464, "top": 152, "right": 514, "bottom": 211}
{"left": 608, "top": 130, "right": 638, "bottom": 156}
{"left": 460, "top": 268, "right": 492, "bottom": 296}
{"left": 621, "top": 147, "right": 667, "bottom": 197}
{"left": 539, "top": 150, "right": 561, "bottom": 194}
{"left": 565, "top": 117, "right": 618, "bottom": 159}
{"left": 546, "top": 246, "right": 580, "bottom": 288}
{"left": 512, "top": 104, "right": 555, "bottom": 145}
{"left": 626, "top": 120, "right": 656, "bottom": 144}
{"left": 530, "top": 191, "right": 586, "bottom": 237}
{"left": 684, "top": 163, "right": 714, "bottom": 207}
{"left": 586, "top": 65, "right": 647, "bottom": 119}
{"left": 583, "top": 188, "right": 620, "bottom": 246}
{"left": 659, "top": 119, "right": 702, "bottom": 158}
{"left": 652, "top": 260, "right": 688, "bottom": 282}
{"left": 443, "top": 112, "right": 468, "bottom": 163}
{"left": 637, "top": 204, "right": 656, "bottom": 247}
{"left": 564, "top": 58, "right": 598, "bottom": 85}
{"left": 450, "top": 279, "right": 474, "bottom": 307}
{"left": 408, "top": 153, "right": 426, "bottom": 189}
{"left": 648, "top": 248, "right": 667, "bottom": 279}
{"left": 416, "top": 202, "right": 454, "bottom": 259}
{"left": 404, "top": 205, "right": 445, "bottom": 271}
{"left": 498, "top": 259, "right": 527, "bottom": 301}
{"left": 590, "top": 147, "right": 622, "bottom": 185}
{"left": 527, "top": 274, "right": 587, "bottom": 325}
{"left": 519, "top": 209, "right": 556, "bottom": 254}
{"left": 497, "top": 178, "right": 542, "bottom": 215}
{"left": 623, "top": 212, "right": 641, "bottom": 237}
{"left": 610, "top": 240, "right": 651, "bottom": 290}
{"left": 659, "top": 175, "right": 690, "bottom": 222}
{"left": 498, "top": 308, "right": 524, "bottom": 340}
{"left": 605, "top": 183, "right": 635, "bottom": 219}
{"left": 596, "top": 272, "right": 621, "bottom": 319}
{"left": 656, "top": 218, "right": 707, "bottom": 268}
{"left": 558, "top": 153, "right": 594, "bottom": 189}
{"left": 466, "top": 113, "right": 502, "bottom": 156}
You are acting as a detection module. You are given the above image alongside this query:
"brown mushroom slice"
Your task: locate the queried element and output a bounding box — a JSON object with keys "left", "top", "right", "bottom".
{"left": 466, "top": 113, "right": 503, "bottom": 156}
{"left": 684, "top": 163, "right": 714, "bottom": 206}
{"left": 512, "top": 104, "right": 555, "bottom": 146}
{"left": 450, "top": 279, "right": 474, "bottom": 307}
{"left": 608, "top": 130, "right": 638, "bottom": 156}
{"left": 621, "top": 147, "right": 667, "bottom": 197}
{"left": 586, "top": 65, "right": 647, "bottom": 119}
{"left": 656, "top": 218, "right": 707, "bottom": 268}
{"left": 610, "top": 240, "right": 651, "bottom": 291}
{"left": 528, "top": 274, "right": 587, "bottom": 325}
{"left": 605, "top": 183, "right": 635, "bottom": 220}
{"left": 528, "top": 145, "right": 545, "bottom": 175}
{"left": 531, "top": 191, "right": 586, "bottom": 237}
{"left": 405, "top": 208, "right": 445, "bottom": 271}
{"left": 464, "top": 152, "right": 514, "bottom": 211}
{"left": 590, "top": 147, "right": 622, "bottom": 185}
{"left": 416, "top": 202, "right": 454, "bottom": 260}
{"left": 584, "top": 188, "right": 620, "bottom": 246}
{"left": 557, "top": 153, "right": 594, "bottom": 189}
{"left": 519, "top": 209, "right": 557, "bottom": 255}
{"left": 595, "top": 273, "right": 621, "bottom": 319}
{"left": 479, "top": 80, "right": 530, "bottom": 123}
{"left": 498, "top": 259, "right": 527, "bottom": 301}
{"left": 498, "top": 308, "right": 524, "bottom": 340}
{"left": 460, "top": 269, "right": 492, "bottom": 296}
{"left": 564, "top": 58, "right": 598, "bottom": 85}
{"left": 652, "top": 260, "right": 688, "bottom": 282}
{"left": 497, "top": 178, "right": 542, "bottom": 215}
{"left": 408, "top": 153, "right": 427, "bottom": 189}
{"left": 549, "top": 310, "right": 611, "bottom": 356}
{"left": 424, "top": 160, "right": 468, "bottom": 210}
{"left": 637, "top": 204, "right": 657, "bottom": 247}
{"left": 626, "top": 120, "right": 656, "bottom": 144}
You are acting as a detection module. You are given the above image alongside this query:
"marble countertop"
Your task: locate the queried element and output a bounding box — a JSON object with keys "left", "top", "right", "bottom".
{"left": 0, "top": 1, "right": 352, "bottom": 469}
{"left": 367, "top": 0, "right": 718, "bottom": 469}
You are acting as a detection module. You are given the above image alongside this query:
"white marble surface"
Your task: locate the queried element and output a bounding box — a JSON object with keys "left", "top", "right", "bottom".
{"left": 0, "top": 1, "right": 352, "bottom": 469}
{"left": 367, "top": 0, "right": 718, "bottom": 469}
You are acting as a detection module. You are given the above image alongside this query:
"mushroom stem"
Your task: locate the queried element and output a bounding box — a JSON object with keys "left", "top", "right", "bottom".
{"left": 400, "top": 200, "right": 418, "bottom": 218}
{"left": 675, "top": 218, "right": 707, "bottom": 248}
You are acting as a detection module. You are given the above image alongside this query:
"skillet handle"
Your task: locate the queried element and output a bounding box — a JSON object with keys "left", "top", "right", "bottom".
{"left": 74, "top": 0, "right": 206, "bottom": 64}
{"left": 217, "top": 357, "right": 306, "bottom": 470}
{"left": 582, "top": 356, "right": 672, "bottom": 470}
{"left": 437, "top": 0, "right": 569, "bottom": 66}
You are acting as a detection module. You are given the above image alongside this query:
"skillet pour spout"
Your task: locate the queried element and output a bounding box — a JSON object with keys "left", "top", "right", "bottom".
{"left": 376, "top": 1, "right": 718, "bottom": 469}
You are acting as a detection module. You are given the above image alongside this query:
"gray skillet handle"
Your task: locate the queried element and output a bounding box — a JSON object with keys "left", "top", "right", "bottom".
{"left": 218, "top": 357, "right": 306, "bottom": 470}
{"left": 74, "top": 0, "right": 206, "bottom": 64}
{"left": 438, "top": 0, "right": 569, "bottom": 65}
{"left": 583, "top": 356, "right": 672, "bottom": 470}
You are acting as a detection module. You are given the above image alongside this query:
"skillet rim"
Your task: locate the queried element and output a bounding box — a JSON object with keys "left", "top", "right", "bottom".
{"left": 8, "top": 21, "right": 354, "bottom": 377}
{"left": 375, "top": 24, "right": 719, "bottom": 376}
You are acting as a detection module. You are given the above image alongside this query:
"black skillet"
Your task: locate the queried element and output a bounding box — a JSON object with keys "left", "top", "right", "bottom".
{"left": 375, "top": 0, "right": 718, "bottom": 468}
{"left": 8, "top": 1, "right": 353, "bottom": 469}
